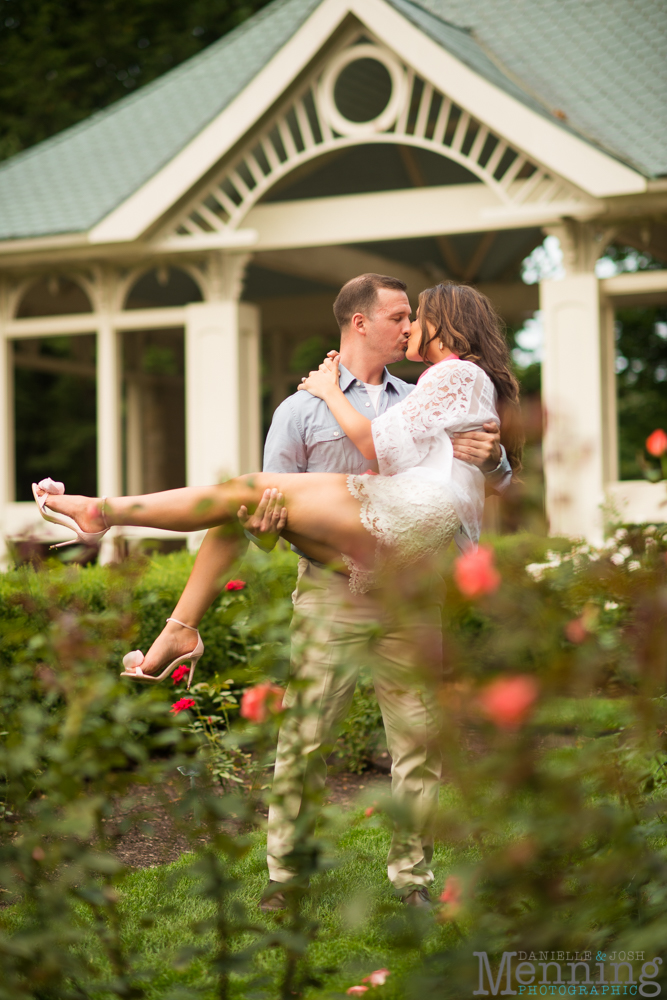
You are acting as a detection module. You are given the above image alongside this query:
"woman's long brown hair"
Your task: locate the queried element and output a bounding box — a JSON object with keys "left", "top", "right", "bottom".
{"left": 418, "top": 282, "right": 524, "bottom": 474}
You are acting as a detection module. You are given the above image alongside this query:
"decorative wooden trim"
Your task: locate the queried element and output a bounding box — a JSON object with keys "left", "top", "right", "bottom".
{"left": 165, "top": 36, "right": 588, "bottom": 245}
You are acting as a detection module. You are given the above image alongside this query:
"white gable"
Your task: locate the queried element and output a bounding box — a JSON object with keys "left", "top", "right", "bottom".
{"left": 89, "top": 0, "right": 645, "bottom": 247}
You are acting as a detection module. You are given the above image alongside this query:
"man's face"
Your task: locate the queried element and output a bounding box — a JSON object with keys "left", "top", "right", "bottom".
{"left": 362, "top": 288, "right": 412, "bottom": 364}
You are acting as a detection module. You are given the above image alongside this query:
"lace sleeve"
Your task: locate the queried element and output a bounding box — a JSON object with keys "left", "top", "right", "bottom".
{"left": 372, "top": 360, "right": 494, "bottom": 475}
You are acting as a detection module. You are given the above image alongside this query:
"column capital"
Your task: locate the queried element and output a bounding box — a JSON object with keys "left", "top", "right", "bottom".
{"left": 204, "top": 251, "right": 252, "bottom": 302}
{"left": 543, "top": 220, "right": 617, "bottom": 275}
{"left": 88, "top": 263, "right": 119, "bottom": 313}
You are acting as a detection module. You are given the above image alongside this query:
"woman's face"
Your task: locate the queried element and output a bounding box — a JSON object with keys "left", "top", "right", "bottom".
{"left": 405, "top": 312, "right": 424, "bottom": 362}
{"left": 406, "top": 313, "right": 439, "bottom": 363}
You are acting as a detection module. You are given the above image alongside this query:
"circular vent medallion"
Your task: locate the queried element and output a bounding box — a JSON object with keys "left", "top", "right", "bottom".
{"left": 319, "top": 45, "right": 406, "bottom": 137}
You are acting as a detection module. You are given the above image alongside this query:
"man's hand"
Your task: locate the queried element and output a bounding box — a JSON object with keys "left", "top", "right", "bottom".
{"left": 452, "top": 421, "right": 501, "bottom": 472}
{"left": 238, "top": 488, "right": 287, "bottom": 551}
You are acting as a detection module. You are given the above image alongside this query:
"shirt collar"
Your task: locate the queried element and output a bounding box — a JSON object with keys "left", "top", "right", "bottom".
{"left": 339, "top": 363, "right": 403, "bottom": 393}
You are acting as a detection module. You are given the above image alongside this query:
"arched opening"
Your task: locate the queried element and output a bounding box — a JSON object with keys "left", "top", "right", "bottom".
{"left": 124, "top": 267, "right": 203, "bottom": 309}
{"left": 260, "top": 143, "right": 481, "bottom": 204}
{"left": 122, "top": 268, "right": 197, "bottom": 495}
{"left": 16, "top": 277, "right": 92, "bottom": 318}
{"left": 122, "top": 328, "right": 186, "bottom": 496}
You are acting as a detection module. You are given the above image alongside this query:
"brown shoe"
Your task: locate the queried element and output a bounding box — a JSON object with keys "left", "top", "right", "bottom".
{"left": 402, "top": 886, "right": 431, "bottom": 908}
{"left": 259, "top": 880, "right": 287, "bottom": 912}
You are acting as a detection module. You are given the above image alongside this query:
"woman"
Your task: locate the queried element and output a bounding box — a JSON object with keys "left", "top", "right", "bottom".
{"left": 34, "top": 283, "right": 521, "bottom": 685}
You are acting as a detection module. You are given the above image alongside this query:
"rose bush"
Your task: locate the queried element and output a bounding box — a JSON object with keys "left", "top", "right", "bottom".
{"left": 1, "top": 525, "right": 666, "bottom": 997}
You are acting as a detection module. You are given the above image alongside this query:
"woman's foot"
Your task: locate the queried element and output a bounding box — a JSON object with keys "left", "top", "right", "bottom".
{"left": 35, "top": 487, "right": 107, "bottom": 534}
{"left": 126, "top": 619, "right": 200, "bottom": 678}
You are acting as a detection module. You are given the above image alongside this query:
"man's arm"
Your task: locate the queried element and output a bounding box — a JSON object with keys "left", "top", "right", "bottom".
{"left": 452, "top": 421, "right": 512, "bottom": 494}
{"left": 242, "top": 397, "right": 307, "bottom": 550}
{"left": 263, "top": 396, "right": 308, "bottom": 473}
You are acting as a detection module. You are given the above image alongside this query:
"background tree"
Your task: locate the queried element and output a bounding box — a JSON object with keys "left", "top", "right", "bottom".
{"left": 0, "top": 0, "right": 271, "bottom": 162}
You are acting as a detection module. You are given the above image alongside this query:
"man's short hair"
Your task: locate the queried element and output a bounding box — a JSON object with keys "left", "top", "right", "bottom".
{"left": 333, "top": 273, "right": 408, "bottom": 331}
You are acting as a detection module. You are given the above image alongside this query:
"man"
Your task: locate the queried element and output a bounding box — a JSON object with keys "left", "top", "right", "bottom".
{"left": 243, "top": 274, "right": 511, "bottom": 909}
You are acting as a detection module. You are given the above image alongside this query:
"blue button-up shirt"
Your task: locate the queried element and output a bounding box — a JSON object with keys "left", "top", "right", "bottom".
{"left": 263, "top": 363, "right": 411, "bottom": 475}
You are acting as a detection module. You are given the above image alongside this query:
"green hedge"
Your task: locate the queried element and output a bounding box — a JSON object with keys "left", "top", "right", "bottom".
{"left": 0, "top": 543, "right": 299, "bottom": 686}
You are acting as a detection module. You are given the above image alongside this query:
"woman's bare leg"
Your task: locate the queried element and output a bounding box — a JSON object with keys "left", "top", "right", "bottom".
{"left": 137, "top": 526, "right": 244, "bottom": 674}
{"left": 38, "top": 473, "right": 372, "bottom": 565}
{"left": 38, "top": 474, "right": 373, "bottom": 676}
{"left": 140, "top": 526, "right": 349, "bottom": 675}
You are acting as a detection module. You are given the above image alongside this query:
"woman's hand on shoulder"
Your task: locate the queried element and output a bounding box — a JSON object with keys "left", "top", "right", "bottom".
{"left": 297, "top": 354, "right": 341, "bottom": 401}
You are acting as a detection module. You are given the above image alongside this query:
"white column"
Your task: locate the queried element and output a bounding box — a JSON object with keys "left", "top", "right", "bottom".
{"left": 184, "top": 253, "right": 259, "bottom": 549}
{"left": 540, "top": 221, "right": 619, "bottom": 544}
{"left": 599, "top": 297, "right": 618, "bottom": 485}
{"left": 541, "top": 273, "right": 605, "bottom": 542}
{"left": 0, "top": 327, "right": 12, "bottom": 568}
{"left": 185, "top": 299, "right": 261, "bottom": 485}
{"left": 96, "top": 307, "right": 122, "bottom": 564}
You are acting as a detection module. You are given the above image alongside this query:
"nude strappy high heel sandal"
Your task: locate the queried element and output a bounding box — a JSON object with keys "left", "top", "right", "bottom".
{"left": 31, "top": 478, "right": 110, "bottom": 549}
{"left": 120, "top": 618, "right": 204, "bottom": 689}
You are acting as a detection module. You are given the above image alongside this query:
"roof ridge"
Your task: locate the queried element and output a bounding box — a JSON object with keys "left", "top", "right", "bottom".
{"left": 388, "top": 0, "right": 473, "bottom": 34}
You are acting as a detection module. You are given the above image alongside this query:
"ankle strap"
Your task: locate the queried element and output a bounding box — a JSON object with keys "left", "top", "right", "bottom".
{"left": 166, "top": 617, "right": 198, "bottom": 632}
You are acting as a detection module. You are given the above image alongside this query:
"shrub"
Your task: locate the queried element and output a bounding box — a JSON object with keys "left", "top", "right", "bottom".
{"left": 1, "top": 526, "right": 666, "bottom": 997}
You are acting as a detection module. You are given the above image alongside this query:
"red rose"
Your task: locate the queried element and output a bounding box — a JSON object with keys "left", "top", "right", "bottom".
{"left": 646, "top": 429, "right": 667, "bottom": 457}
{"left": 225, "top": 580, "right": 246, "bottom": 591}
{"left": 240, "top": 683, "right": 284, "bottom": 723}
{"left": 478, "top": 675, "right": 538, "bottom": 730}
{"left": 170, "top": 697, "right": 196, "bottom": 715}
{"left": 172, "top": 664, "right": 190, "bottom": 684}
{"left": 454, "top": 546, "right": 501, "bottom": 598}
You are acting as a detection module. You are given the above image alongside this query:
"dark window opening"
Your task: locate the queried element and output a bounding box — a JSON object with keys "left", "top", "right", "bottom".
{"left": 13, "top": 335, "right": 97, "bottom": 501}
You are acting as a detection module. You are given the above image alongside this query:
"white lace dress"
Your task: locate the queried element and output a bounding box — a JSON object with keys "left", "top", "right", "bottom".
{"left": 345, "top": 358, "right": 500, "bottom": 593}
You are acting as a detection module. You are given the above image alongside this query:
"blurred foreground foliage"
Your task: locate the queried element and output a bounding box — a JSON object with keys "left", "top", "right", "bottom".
{"left": 0, "top": 526, "right": 666, "bottom": 997}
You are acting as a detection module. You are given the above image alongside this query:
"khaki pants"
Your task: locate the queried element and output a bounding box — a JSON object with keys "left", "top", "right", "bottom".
{"left": 267, "top": 558, "right": 443, "bottom": 890}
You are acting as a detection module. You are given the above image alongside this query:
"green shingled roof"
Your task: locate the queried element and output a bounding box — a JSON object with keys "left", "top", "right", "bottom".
{"left": 0, "top": 0, "right": 321, "bottom": 241}
{"left": 408, "top": 0, "right": 667, "bottom": 180}
{"left": 0, "top": 0, "right": 664, "bottom": 242}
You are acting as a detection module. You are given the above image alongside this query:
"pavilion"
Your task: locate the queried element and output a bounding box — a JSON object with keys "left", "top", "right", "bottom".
{"left": 1, "top": 0, "right": 666, "bottom": 561}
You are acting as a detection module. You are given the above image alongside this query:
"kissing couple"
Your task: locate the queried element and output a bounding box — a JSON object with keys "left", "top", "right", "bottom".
{"left": 34, "top": 273, "right": 521, "bottom": 908}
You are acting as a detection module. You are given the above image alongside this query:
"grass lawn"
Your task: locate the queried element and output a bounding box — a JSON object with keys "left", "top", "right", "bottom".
{"left": 5, "top": 699, "right": 661, "bottom": 999}
{"left": 71, "top": 789, "right": 468, "bottom": 999}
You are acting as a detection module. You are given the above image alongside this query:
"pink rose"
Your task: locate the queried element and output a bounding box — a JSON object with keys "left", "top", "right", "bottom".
{"left": 646, "top": 429, "right": 667, "bottom": 457}
{"left": 565, "top": 619, "right": 588, "bottom": 644}
{"left": 225, "top": 580, "right": 246, "bottom": 591}
{"left": 172, "top": 664, "right": 190, "bottom": 684}
{"left": 439, "top": 876, "right": 463, "bottom": 919}
{"left": 346, "top": 988, "right": 369, "bottom": 996}
{"left": 240, "top": 683, "right": 284, "bottom": 723}
{"left": 478, "top": 676, "right": 538, "bottom": 730}
{"left": 362, "top": 968, "right": 390, "bottom": 986}
{"left": 454, "top": 546, "right": 501, "bottom": 598}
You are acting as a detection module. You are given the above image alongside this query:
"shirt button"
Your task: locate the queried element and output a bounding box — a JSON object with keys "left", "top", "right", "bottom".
{"left": 365, "top": 402, "right": 371, "bottom": 407}
{"left": 333, "top": 431, "right": 339, "bottom": 436}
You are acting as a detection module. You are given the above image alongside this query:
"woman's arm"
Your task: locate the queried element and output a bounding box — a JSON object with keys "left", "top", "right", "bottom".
{"left": 297, "top": 357, "right": 376, "bottom": 459}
